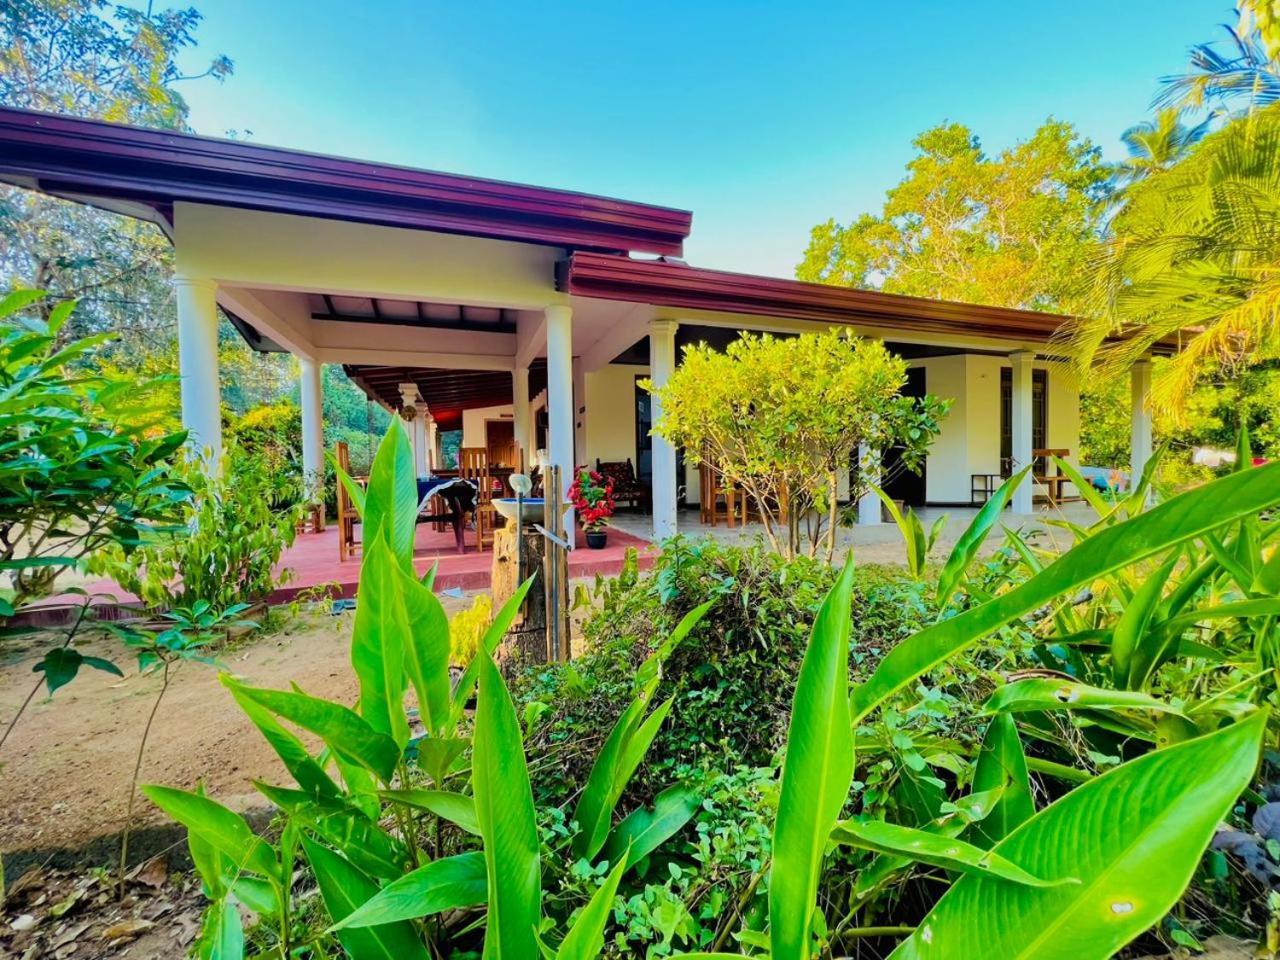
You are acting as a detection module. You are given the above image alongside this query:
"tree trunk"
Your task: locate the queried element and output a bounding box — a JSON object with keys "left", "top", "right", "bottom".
{"left": 491, "top": 525, "right": 550, "bottom": 672}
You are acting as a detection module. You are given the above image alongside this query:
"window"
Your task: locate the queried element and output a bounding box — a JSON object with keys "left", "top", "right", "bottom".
{"left": 1000, "top": 367, "right": 1047, "bottom": 475}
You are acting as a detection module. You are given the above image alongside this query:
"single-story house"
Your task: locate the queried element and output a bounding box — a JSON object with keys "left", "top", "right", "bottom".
{"left": 0, "top": 107, "right": 1159, "bottom": 544}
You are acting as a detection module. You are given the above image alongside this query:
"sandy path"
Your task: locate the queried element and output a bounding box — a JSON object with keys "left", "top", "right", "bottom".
{"left": 0, "top": 599, "right": 472, "bottom": 860}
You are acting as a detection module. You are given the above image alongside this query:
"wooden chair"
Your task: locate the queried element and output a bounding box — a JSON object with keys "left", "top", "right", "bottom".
{"left": 459, "top": 447, "right": 497, "bottom": 552}
{"left": 335, "top": 441, "right": 362, "bottom": 561}
{"left": 595, "top": 458, "right": 649, "bottom": 511}
{"left": 698, "top": 460, "right": 737, "bottom": 528}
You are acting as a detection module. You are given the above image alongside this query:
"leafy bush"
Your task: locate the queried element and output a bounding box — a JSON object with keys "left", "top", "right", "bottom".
{"left": 0, "top": 290, "right": 189, "bottom": 611}
{"left": 88, "top": 442, "right": 304, "bottom": 610}
{"left": 449, "top": 592, "right": 492, "bottom": 666}
{"left": 517, "top": 539, "right": 930, "bottom": 809}
{"left": 139, "top": 420, "right": 1280, "bottom": 960}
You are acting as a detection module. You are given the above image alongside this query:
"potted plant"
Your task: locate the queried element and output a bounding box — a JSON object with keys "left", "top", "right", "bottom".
{"left": 568, "top": 466, "right": 615, "bottom": 549}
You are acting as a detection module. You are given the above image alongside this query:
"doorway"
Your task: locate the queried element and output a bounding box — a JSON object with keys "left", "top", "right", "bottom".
{"left": 485, "top": 419, "right": 518, "bottom": 469}
{"left": 882, "top": 366, "right": 928, "bottom": 507}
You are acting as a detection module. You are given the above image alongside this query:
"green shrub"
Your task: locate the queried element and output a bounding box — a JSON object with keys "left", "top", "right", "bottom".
{"left": 88, "top": 442, "right": 305, "bottom": 610}
{"left": 516, "top": 539, "right": 932, "bottom": 809}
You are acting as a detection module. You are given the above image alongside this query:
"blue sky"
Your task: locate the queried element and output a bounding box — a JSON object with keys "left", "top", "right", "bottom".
{"left": 181, "top": 1, "right": 1228, "bottom": 278}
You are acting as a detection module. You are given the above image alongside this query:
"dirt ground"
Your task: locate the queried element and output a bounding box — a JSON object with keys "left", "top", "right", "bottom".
{"left": 0, "top": 597, "right": 475, "bottom": 865}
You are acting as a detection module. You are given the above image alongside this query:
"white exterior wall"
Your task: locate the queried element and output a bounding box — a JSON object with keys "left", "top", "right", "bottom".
{"left": 461, "top": 404, "right": 514, "bottom": 448}
{"left": 585, "top": 364, "right": 643, "bottom": 466}
{"left": 915, "top": 354, "right": 1081, "bottom": 504}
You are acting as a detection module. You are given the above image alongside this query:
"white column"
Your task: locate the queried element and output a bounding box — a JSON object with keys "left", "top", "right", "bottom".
{"left": 512, "top": 366, "right": 532, "bottom": 471}
{"left": 1009, "top": 350, "right": 1035, "bottom": 514}
{"left": 649, "top": 319, "right": 679, "bottom": 541}
{"left": 573, "top": 363, "right": 587, "bottom": 466}
{"left": 412, "top": 411, "right": 429, "bottom": 477}
{"left": 299, "top": 356, "right": 324, "bottom": 494}
{"left": 174, "top": 276, "right": 222, "bottom": 467}
{"left": 857, "top": 443, "right": 881, "bottom": 525}
{"left": 425, "top": 415, "right": 437, "bottom": 475}
{"left": 1130, "top": 358, "right": 1153, "bottom": 491}
{"left": 546, "top": 304, "right": 576, "bottom": 545}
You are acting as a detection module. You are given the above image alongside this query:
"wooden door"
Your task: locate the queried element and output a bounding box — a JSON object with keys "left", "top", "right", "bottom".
{"left": 486, "top": 419, "right": 518, "bottom": 469}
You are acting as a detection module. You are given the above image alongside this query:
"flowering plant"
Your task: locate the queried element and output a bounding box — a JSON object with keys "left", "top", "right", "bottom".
{"left": 567, "top": 466, "right": 616, "bottom": 532}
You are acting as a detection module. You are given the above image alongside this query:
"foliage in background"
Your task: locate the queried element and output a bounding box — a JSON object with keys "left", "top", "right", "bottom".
{"left": 449, "top": 592, "right": 492, "bottom": 666}
{"left": 648, "top": 330, "right": 949, "bottom": 560}
{"left": 797, "top": 119, "right": 1111, "bottom": 312}
{"left": 0, "top": 290, "right": 189, "bottom": 611}
{"left": 88, "top": 441, "right": 303, "bottom": 610}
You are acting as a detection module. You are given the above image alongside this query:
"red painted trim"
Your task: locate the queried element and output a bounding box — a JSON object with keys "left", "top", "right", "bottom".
{"left": 0, "top": 108, "right": 691, "bottom": 256}
{"left": 561, "top": 252, "right": 1079, "bottom": 343}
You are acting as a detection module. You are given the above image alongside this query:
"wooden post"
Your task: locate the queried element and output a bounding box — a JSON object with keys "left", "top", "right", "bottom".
{"left": 491, "top": 526, "right": 548, "bottom": 670}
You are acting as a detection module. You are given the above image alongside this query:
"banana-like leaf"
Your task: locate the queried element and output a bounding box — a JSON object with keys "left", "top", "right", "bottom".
{"left": 1050, "top": 457, "right": 1115, "bottom": 519}
{"left": 1110, "top": 553, "right": 1179, "bottom": 690}
{"left": 416, "top": 736, "right": 469, "bottom": 785}
{"left": 473, "top": 646, "right": 542, "bottom": 959}
{"left": 982, "top": 679, "right": 1184, "bottom": 717}
{"left": 770, "top": 559, "right": 857, "bottom": 960}
{"left": 830, "top": 819, "right": 1068, "bottom": 887}
{"left": 197, "top": 898, "right": 244, "bottom": 960}
{"left": 330, "top": 851, "right": 486, "bottom": 930}
{"left": 222, "top": 676, "right": 400, "bottom": 782}
{"left": 350, "top": 534, "right": 411, "bottom": 746}
{"left": 635, "top": 599, "right": 716, "bottom": 689}
{"left": 141, "top": 786, "right": 278, "bottom": 880}
{"left": 1156, "top": 598, "right": 1280, "bottom": 637}
{"left": 255, "top": 782, "right": 407, "bottom": 881}
{"left": 396, "top": 564, "right": 452, "bottom": 736}
{"left": 228, "top": 681, "right": 341, "bottom": 801}
{"left": 851, "top": 462, "right": 1280, "bottom": 723}
{"left": 967, "top": 714, "right": 1033, "bottom": 847}
{"left": 328, "top": 451, "right": 367, "bottom": 517}
{"left": 301, "top": 835, "right": 430, "bottom": 960}
{"left": 572, "top": 692, "right": 675, "bottom": 860}
{"left": 887, "top": 710, "right": 1267, "bottom": 960}
{"left": 936, "top": 468, "right": 1030, "bottom": 608}
{"left": 603, "top": 785, "right": 701, "bottom": 872}
{"left": 362, "top": 422, "right": 419, "bottom": 571}
{"left": 556, "top": 855, "right": 627, "bottom": 960}
{"left": 378, "top": 789, "right": 479, "bottom": 835}
{"left": 449, "top": 576, "right": 536, "bottom": 723}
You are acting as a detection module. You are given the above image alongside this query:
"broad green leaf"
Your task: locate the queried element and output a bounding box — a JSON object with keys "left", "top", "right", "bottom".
{"left": 1051, "top": 457, "right": 1115, "bottom": 519}
{"left": 301, "top": 835, "right": 429, "bottom": 960}
{"left": 830, "top": 819, "right": 1068, "bottom": 887}
{"left": 636, "top": 599, "right": 716, "bottom": 688}
{"left": 770, "top": 559, "right": 857, "bottom": 960}
{"left": 936, "top": 467, "right": 1030, "bottom": 607}
{"left": 473, "top": 646, "right": 542, "bottom": 959}
{"left": 378, "top": 789, "right": 479, "bottom": 835}
{"left": 1110, "top": 553, "right": 1179, "bottom": 690}
{"left": 222, "top": 676, "right": 400, "bottom": 782}
{"left": 449, "top": 576, "right": 536, "bottom": 723}
{"left": 33, "top": 647, "right": 122, "bottom": 695}
{"left": 351, "top": 534, "right": 411, "bottom": 746}
{"left": 572, "top": 692, "right": 674, "bottom": 860}
{"left": 1156, "top": 598, "right": 1280, "bottom": 638}
{"left": 227, "top": 686, "right": 341, "bottom": 800}
{"left": 982, "top": 679, "right": 1184, "bottom": 717}
{"left": 851, "top": 462, "right": 1280, "bottom": 723}
{"left": 362, "top": 422, "right": 419, "bottom": 571}
{"left": 968, "top": 714, "right": 1033, "bottom": 847}
{"left": 557, "top": 855, "right": 627, "bottom": 960}
{"left": 887, "top": 710, "right": 1267, "bottom": 960}
{"left": 603, "top": 785, "right": 701, "bottom": 872}
{"left": 416, "top": 736, "right": 469, "bottom": 785}
{"left": 330, "top": 851, "right": 486, "bottom": 930}
{"left": 141, "top": 786, "right": 277, "bottom": 879}
{"left": 197, "top": 898, "right": 244, "bottom": 960}
{"left": 397, "top": 565, "right": 452, "bottom": 735}
{"left": 329, "top": 452, "right": 367, "bottom": 517}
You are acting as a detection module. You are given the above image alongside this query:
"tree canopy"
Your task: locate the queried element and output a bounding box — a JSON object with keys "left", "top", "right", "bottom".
{"left": 647, "top": 330, "right": 949, "bottom": 560}
{"left": 797, "top": 119, "right": 1111, "bottom": 313}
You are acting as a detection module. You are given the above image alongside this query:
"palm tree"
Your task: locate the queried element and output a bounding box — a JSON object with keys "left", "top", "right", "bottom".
{"left": 1065, "top": 105, "right": 1280, "bottom": 415}
{"left": 1115, "top": 109, "right": 1210, "bottom": 186}
{"left": 1158, "top": 2, "right": 1280, "bottom": 115}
